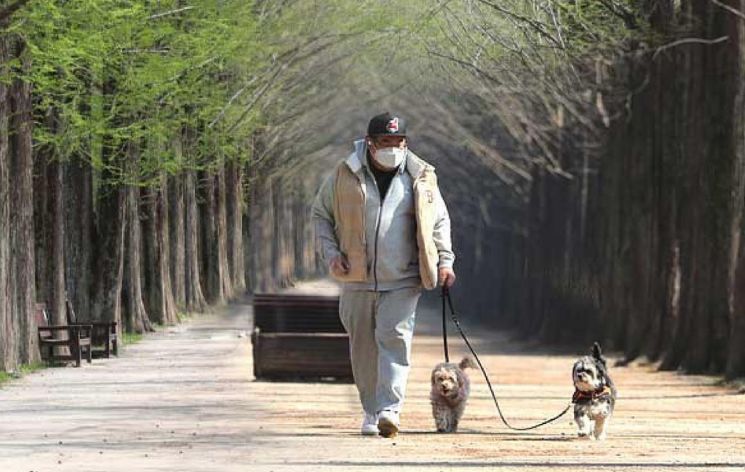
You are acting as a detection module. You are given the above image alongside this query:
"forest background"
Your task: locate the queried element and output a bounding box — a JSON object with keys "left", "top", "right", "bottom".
{"left": 1, "top": 0, "right": 744, "bottom": 380}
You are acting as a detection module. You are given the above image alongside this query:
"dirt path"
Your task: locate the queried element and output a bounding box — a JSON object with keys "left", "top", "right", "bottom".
{"left": 1, "top": 281, "right": 744, "bottom": 471}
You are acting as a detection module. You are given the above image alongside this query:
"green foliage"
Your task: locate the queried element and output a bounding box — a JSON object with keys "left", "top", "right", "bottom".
{"left": 121, "top": 332, "right": 143, "bottom": 345}
{"left": 1, "top": 0, "right": 657, "bottom": 185}
{"left": 8, "top": 1, "right": 269, "bottom": 184}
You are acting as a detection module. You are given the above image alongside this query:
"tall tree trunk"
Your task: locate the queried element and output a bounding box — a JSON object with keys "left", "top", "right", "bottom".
{"left": 33, "top": 148, "right": 48, "bottom": 313}
{"left": 226, "top": 161, "right": 246, "bottom": 294}
{"left": 157, "top": 175, "right": 178, "bottom": 324}
{"left": 243, "top": 162, "right": 256, "bottom": 291}
{"left": 142, "top": 176, "right": 178, "bottom": 325}
{"left": 168, "top": 174, "right": 186, "bottom": 310}
{"left": 249, "top": 175, "right": 275, "bottom": 292}
{"left": 184, "top": 169, "right": 207, "bottom": 312}
{"left": 8, "top": 38, "right": 37, "bottom": 364}
{"left": 64, "top": 158, "right": 94, "bottom": 321}
{"left": 674, "top": 0, "right": 740, "bottom": 373}
{"left": 0, "top": 36, "right": 12, "bottom": 371}
{"left": 722, "top": 0, "right": 745, "bottom": 379}
{"left": 215, "top": 164, "right": 233, "bottom": 299}
{"left": 33, "top": 109, "right": 65, "bottom": 326}
{"left": 199, "top": 166, "right": 232, "bottom": 304}
{"left": 91, "top": 182, "right": 125, "bottom": 328}
{"left": 91, "top": 77, "right": 125, "bottom": 330}
{"left": 142, "top": 187, "right": 162, "bottom": 323}
{"left": 46, "top": 156, "right": 65, "bottom": 325}
{"left": 121, "top": 141, "right": 151, "bottom": 333}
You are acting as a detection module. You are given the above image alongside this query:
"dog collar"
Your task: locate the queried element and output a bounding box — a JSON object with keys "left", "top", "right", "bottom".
{"left": 572, "top": 385, "right": 612, "bottom": 404}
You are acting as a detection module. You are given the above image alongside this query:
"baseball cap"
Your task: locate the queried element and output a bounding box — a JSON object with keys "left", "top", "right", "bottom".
{"left": 367, "top": 112, "right": 407, "bottom": 137}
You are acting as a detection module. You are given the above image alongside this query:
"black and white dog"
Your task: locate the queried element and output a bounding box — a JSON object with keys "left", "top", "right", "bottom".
{"left": 571, "top": 342, "right": 617, "bottom": 440}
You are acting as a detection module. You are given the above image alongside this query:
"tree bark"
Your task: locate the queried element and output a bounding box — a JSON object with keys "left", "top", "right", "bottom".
{"left": 142, "top": 187, "right": 162, "bottom": 324}
{"left": 156, "top": 175, "right": 178, "bottom": 324}
{"left": 33, "top": 108, "right": 65, "bottom": 326}
{"left": 722, "top": 0, "right": 745, "bottom": 379}
{"left": 226, "top": 161, "right": 246, "bottom": 294}
{"left": 121, "top": 141, "right": 152, "bottom": 333}
{"left": 64, "top": 158, "right": 94, "bottom": 321}
{"left": 142, "top": 176, "right": 178, "bottom": 325}
{"left": 184, "top": 169, "right": 207, "bottom": 312}
{"left": 90, "top": 76, "right": 126, "bottom": 331}
{"left": 168, "top": 174, "right": 186, "bottom": 310}
{"left": 8, "top": 37, "right": 37, "bottom": 364}
{"left": 91, "top": 181, "right": 125, "bottom": 328}
{"left": 0, "top": 36, "right": 12, "bottom": 371}
{"left": 199, "top": 166, "right": 232, "bottom": 304}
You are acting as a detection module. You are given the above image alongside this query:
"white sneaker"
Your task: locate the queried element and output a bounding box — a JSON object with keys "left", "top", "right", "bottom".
{"left": 377, "top": 410, "right": 400, "bottom": 438}
{"left": 361, "top": 412, "right": 379, "bottom": 435}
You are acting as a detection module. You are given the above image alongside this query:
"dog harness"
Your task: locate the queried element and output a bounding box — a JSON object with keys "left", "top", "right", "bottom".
{"left": 572, "top": 385, "right": 613, "bottom": 404}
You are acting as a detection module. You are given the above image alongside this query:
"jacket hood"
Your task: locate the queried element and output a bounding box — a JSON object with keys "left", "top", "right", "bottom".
{"left": 345, "top": 138, "right": 433, "bottom": 179}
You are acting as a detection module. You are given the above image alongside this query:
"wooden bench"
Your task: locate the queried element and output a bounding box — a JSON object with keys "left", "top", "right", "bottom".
{"left": 35, "top": 303, "right": 92, "bottom": 367}
{"left": 251, "top": 293, "right": 352, "bottom": 382}
{"left": 65, "top": 299, "right": 118, "bottom": 358}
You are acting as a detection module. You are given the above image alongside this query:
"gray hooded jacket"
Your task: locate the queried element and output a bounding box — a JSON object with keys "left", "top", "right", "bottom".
{"left": 312, "top": 139, "right": 454, "bottom": 291}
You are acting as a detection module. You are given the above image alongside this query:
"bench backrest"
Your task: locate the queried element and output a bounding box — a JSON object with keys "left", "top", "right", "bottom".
{"left": 253, "top": 293, "right": 343, "bottom": 333}
{"left": 65, "top": 299, "right": 77, "bottom": 324}
{"left": 34, "top": 303, "right": 50, "bottom": 328}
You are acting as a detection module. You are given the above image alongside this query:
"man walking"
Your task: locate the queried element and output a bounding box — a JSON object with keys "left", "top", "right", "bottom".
{"left": 312, "top": 112, "right": 456, "bottom": 437}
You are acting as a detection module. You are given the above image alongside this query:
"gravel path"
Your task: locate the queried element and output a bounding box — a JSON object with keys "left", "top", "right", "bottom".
{"left": 1, "top": 281, "right": 744, "bottom": 471}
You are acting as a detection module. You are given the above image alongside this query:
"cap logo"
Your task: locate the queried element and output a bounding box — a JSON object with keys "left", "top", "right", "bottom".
{"left": 386, "top": 117, "right": 399, "bottom": 133}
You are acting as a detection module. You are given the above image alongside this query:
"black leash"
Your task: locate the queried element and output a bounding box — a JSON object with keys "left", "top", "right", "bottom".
{"left": 442, "top": 287, "right": 449, "bottom": 363}
{"left": 441, "top": 286, "right": 572, "bottom": 431}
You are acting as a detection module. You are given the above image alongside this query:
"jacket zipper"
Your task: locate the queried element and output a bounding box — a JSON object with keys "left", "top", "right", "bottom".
{"left": 371, "top": 176, "right": 383, "bottom": 292}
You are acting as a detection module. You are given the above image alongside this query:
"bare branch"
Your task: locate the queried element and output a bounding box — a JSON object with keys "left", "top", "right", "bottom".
{"left": 121, "top": 47, "right": 171, "bottom": 54}
{"left": 226, "top": 65, "right": 286, "bottom": 133}
{"left": 652, "top": 36, "right": 729, "bottom": 60}
{"left": 148, "top": 6, "right": 195, "bottom": 20}
{"left": 596, "top": 0, "right": 639, "bottom": 29}
{"left": 710, "top": 0, "right": 745, "bottom": 22}
{"left": 208, "top": 76, "right": 259, "bottom": 128}
{"left": 474, "top": 0, "right": 563, "bottom": 48}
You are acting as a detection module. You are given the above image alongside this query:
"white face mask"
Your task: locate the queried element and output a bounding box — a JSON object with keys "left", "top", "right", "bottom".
{"left": 372, "top": 146, "right": 406, "bottom": 169}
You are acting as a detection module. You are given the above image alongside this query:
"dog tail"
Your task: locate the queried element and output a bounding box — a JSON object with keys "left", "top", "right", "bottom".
{"left": 459, "top": 357, "right": 477, "bottom": 370}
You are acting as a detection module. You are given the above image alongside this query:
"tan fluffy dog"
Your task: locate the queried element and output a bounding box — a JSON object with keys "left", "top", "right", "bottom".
{"left": 430, "top": 357, "right": 476, "bottom": 433}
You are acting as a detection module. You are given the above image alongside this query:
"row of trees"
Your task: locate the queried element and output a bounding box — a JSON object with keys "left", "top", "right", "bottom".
{"left": 408, "top": 0, "right": 745, "bottom": 378}
{"left": 1, "top": 1, "right": 257, "bottom": 371}
{"left": 0, "top": 0, "right": 348, "bottom": 372}
{"left": 232, "top": 0, "right": 745, "bottom": 379}
{"left": 518, "top": 0, "right": 745, "bottom": 377}
{"left": 0, "top": 0, "right": 448, "bottom": 374}
{"left": 273, "top": 0, "right": 745, "bottom": 379}
{"left": 3, "top": 0, "right": 744, "bottom": 380}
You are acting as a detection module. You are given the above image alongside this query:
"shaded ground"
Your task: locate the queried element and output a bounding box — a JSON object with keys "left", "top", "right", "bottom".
{"left": 1, "top": 280, "right": 744, "bottom": 471}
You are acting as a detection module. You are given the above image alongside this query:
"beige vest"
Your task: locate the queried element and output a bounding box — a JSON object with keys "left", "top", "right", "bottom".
{"left": 332, "top": 153, "right": 440, "bottom": 289}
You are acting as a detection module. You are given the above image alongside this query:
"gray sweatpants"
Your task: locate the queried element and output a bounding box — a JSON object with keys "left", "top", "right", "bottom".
{"left": 339, "top": 287, "right": 421, "bottom": 416}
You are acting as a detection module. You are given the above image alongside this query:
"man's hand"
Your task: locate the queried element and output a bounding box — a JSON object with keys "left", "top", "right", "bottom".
{"left": 329, "top": 255, "right": 350, "bottom": 276}
{"left": 439, "top": 266, "right": 456, "bottom": 289}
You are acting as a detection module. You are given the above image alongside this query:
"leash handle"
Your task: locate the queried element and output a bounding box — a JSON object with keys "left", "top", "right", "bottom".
{"left": 441, "top": 285, "right": 449, "bottom": 363}
{"left": 443, "top": 290, "right": 572, "bottom": 431}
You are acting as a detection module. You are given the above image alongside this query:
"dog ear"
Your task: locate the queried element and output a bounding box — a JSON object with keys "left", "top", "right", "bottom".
{"left": 431, "top": 365, "right": 442, "bottom": 384}
{"left": 592, "top": 342, "right": 606, "bottom": 366}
